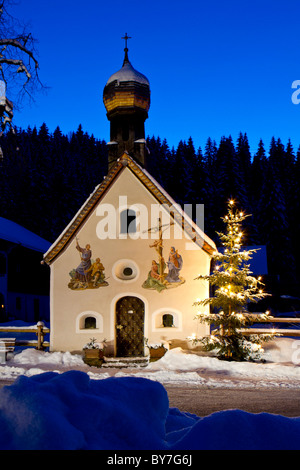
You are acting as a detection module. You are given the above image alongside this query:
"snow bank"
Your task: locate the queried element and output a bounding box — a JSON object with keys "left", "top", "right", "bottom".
{"left": 12, "top": 348, "right": 83, "bottom": 367}
{"left": 147, "top": 343, "right": 300, "bottom": 381}
{"left": 0, "top": 371, "right": 169, "bottom": 450}
{"left": 168, "top": 408, "right": 300, "bottom": 450}
{"left": 0, "top": 371, "right": 300, "bottom": 450}
{"left": 1, "top": 339, "right": 300, "bottom": 450}
{"left": 0, "top": 217, "right": 50, "bottom": 252}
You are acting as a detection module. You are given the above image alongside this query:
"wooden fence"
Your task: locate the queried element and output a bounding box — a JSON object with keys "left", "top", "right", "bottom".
{"left": 240, "top": 314, "right": 300, "bottom": 337}
{"left": 211, "top": 313, "right": 300, "bottom": 337}
{"left": 0, "top": 321, "right": 50, "bottom": 350}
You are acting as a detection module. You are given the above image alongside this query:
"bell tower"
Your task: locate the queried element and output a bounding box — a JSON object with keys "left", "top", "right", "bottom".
{"left": 103, "top": 35, "right": 151, "bottom": 169}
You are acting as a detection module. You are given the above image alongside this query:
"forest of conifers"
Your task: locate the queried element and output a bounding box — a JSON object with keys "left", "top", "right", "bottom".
{"left": 0, "top": 123, "right": 299, "bottom": 296}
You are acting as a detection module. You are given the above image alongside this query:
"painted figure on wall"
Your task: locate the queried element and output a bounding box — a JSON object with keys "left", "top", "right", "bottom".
{"left": 89, "top": 257, "right": 106, "bottom": 287}
{"left": 142, "top": 219, "right": 185, "bottom": 293}
{"left": 166, "top": 247, "right": 183, "bottom": 283}
{"left": 142, "top": 259, "right": 167, "bottom": 293}
{"left": 68, "top": 239, "right": 108, "bottom": 290}
{"left": 75, "top": 242, "right": 92, "bottom": 282}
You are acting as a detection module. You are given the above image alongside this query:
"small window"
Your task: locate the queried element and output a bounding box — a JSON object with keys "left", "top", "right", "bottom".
{"left": 77, "top": 311, "right": 103, "bottom": 333}
{"left": 123, "top": 267, "right": 133, "bottom": 277}
{"left": 84, "top": 316, "right": 96, "bottom": 329}
{"left": 153, "top": 309, "right": 182, "bottom": 330}
{"left": 113, "top": 259, "right": 139, "bottom": 282}
{"left": 120, "top": 209, "right": 136, "bottom": 234}
{"left": 163, "top": 314, "right": 174, "bottom": 328}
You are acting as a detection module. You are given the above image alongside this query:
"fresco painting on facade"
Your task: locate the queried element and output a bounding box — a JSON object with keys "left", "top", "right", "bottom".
{"left": 142, "top": 218, "right": 185, "bottom": 293}
{"left": 68, "top": 239, "right": 109, "bottom": 290}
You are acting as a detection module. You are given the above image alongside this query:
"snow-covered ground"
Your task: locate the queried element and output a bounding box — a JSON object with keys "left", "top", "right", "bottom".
{"left": 1, "top": 336, "right": 300, "bottom": 388}
{"left": 1, "top": 325, "right": 300, "bottom": 450}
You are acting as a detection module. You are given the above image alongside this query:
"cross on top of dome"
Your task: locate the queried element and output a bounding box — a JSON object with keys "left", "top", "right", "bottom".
{"left": 121, "top": 33, "right": 131, "bottom": 65}
{"left": 122, "top": 33, "right": 132, "bottom": 49}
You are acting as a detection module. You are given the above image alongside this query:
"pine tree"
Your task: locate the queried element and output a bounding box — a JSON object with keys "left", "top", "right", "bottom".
{"left": 146, "top": 135, "right": 171, "bottom": 189}
{"left": 204, "top": 137, "right": 217, "bottom": 169}
{"left": 283, "top": 140, "right": 296, "bottom": 211}
{"left": 185, "top": 137, "right": 206, "bottom": 205}
{"left": 256, "top": 148, "right": 297, "bottom": 292}
{"left": 203, "top": 137, "right": 218, "bottom": 240}
{"left": 251, "top": 139, "right": 267, "bottom": 206}
{"left": 213, "top": 136, "right": 252, "bottom": 238}
{"left": 191, "top": 200, "right": 274, "bottom": 362}
{"left": 294, "top": 147, "right": 300, "bottom": 286}
{"left": 236, "top": 132, "right": 252, "bottom": 190}
{"left": 168, "top": 140, "right": 191, "bottom": 206}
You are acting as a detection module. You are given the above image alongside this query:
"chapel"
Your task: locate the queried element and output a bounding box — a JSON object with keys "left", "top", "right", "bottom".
{"left": 43, "top": 37, "right": 217, "bottom": 359}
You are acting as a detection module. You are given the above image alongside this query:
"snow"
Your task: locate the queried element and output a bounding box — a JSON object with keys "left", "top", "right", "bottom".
{"left": 0, "top": 217, "right": 50, "bottom": 252}
{"left": 106, "top": 61, "right": 150, "bottom": 86}
{"left": 2, "top": 336, "right": 300, "bottom": 387}
{"left": 1, "top": 334, "right": 300, "bottom": 449}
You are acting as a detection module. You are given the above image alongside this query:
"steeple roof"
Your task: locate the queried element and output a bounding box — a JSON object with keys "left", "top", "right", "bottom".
{"left": 106, "top": 60, "right": 150, "bottom": 87}
{"left": 105, "top": 34, "right": 149, "bottom": 87}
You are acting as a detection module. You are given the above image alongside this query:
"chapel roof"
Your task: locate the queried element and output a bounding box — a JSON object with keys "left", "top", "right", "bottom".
{"left": 43, "top": 153, "right": 216, "bottom": 265}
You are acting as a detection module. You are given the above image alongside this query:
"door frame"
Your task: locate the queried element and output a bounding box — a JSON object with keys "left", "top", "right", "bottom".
{"left": 110, "top": 292, "right": 148, "bottom": 356}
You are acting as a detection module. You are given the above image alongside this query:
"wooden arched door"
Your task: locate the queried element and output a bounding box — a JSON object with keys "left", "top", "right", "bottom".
{"left": 115, "top": 296, "right": 145, "bottom": 357}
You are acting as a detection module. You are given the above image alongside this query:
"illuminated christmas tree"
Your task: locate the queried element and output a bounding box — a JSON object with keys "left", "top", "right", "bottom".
{"left": 192, "top": 199, "right": 274, "bottom": 361}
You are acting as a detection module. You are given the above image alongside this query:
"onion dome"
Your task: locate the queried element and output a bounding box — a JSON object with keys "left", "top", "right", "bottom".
{"left": 103, "top": 42, "right": 150, "bottom": 118}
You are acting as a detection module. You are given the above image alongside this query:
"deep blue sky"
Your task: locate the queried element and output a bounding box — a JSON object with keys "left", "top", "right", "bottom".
{"left": 8, "top": 0, "right": 300, "bottom": 155}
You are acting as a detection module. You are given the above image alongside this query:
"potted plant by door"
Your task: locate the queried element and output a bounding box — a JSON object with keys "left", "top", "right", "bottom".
{"left": 83, "top": 337, "right": 106, "bottom": 365}
{"left": 145, "top": 339, "right": 169, "bottom": 360}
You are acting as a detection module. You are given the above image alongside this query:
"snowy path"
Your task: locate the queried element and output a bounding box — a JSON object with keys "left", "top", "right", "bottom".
{"left": 165, "top": 385, "right": 300, "bottom": 417}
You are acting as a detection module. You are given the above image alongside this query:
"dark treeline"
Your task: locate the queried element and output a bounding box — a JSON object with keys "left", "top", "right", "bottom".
{"left": 0, "top": 123, "right": 108, "bottom": 242}
{"left": 0, "top": 124, "right": 299, "bottom": 295}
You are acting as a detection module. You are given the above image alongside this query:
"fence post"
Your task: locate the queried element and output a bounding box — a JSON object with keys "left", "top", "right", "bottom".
{"left": 36, "top": 321, "right": 45, "bottom": 350}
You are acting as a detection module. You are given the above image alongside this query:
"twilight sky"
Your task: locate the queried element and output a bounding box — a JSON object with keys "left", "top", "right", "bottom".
{"left": 8, "top": 0, "right": 300, "bottom": 155}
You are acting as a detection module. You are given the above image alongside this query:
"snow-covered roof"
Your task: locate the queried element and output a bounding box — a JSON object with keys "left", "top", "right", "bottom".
{"left": 106, "top": 61, "right": 150, "bottom": 87}
{"left": 0, "top": 217, "right": 51, "bottom": 253}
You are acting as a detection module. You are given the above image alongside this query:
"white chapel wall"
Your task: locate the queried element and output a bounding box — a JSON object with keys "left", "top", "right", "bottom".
{"left": 49, "top": 168, "right": 211, "bottom": 353}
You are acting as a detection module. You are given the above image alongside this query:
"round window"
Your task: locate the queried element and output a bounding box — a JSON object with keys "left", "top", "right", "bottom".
{"left": 113, "top": 260, "right": 139, "bottom": 281}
